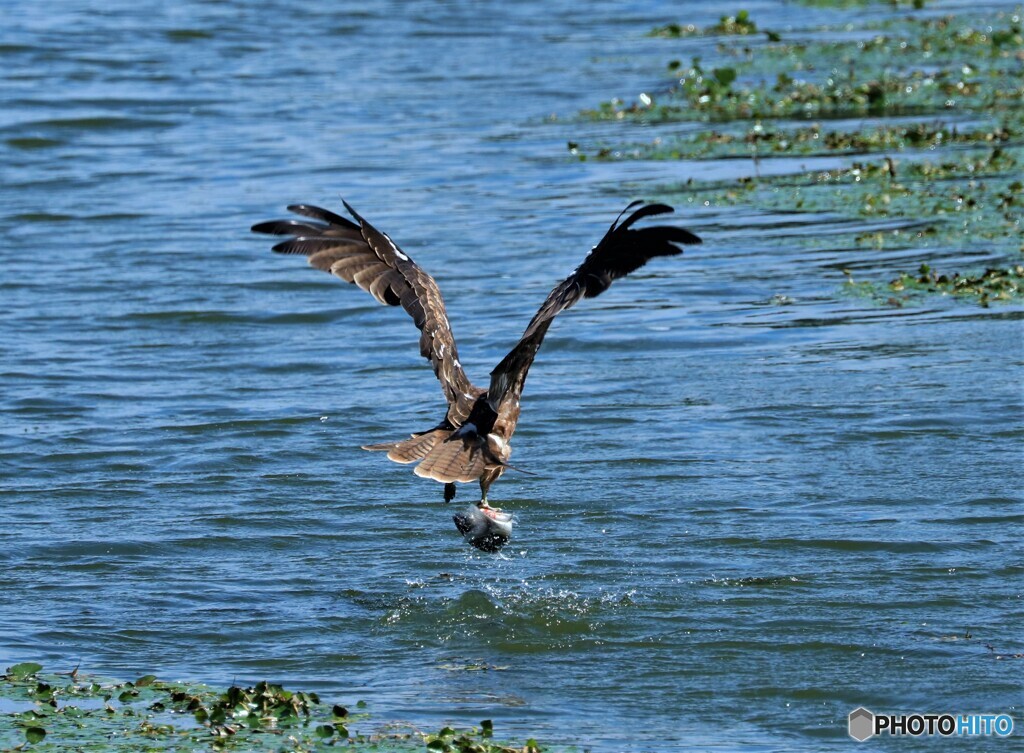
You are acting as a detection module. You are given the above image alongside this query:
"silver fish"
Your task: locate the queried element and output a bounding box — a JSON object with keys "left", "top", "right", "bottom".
{"left": 453, "top": 504, "right": 513, "bottom": 552}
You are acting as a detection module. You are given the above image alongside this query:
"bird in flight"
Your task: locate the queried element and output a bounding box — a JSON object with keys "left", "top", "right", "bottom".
{"left": 252, "top": 200, "right": 700, "bottom": 550}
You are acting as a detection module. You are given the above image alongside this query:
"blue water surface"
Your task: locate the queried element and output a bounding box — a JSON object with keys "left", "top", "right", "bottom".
{"left": 1, "top": 1, "right": 1022, "bottom": 750}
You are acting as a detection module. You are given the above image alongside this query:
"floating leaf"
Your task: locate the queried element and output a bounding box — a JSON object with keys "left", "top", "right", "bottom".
{"left": 713, "top": 67, "right": 737, "bottom": 88}
{"left": 7, "top": 662, "right": 43, "bottom": 679}
{"left": 135, "top": 674, "right": 157, "bottom": 687}
{"left": 1, "top": 665, "right": 543, "bottom": 750}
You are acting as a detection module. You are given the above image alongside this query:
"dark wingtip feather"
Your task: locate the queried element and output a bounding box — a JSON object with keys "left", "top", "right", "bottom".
{"left": 617, "top": 202, "right": 674, "bottom": 232}
{"left": 675, "top": 228, "right": 702, "bottom": 245}
{"left": 270, "top": 236, "right": 365, "bottom": 256}
{"left": 609, "top": 199, "right": 646, "bottom": 231}
{"left": 271, "top": 237, "right": 311, "bottom": 254}
{"left": 287, "top": 203, "right": 359, "bottom": 230}
{"left": 251, "top": 219, "right": 329, "bottom": 236}
{"left": 639, "top": 225, "right": 702, "bottom": 246}
{"left": 341, "top": 199, "right": 363, "bottom": 225}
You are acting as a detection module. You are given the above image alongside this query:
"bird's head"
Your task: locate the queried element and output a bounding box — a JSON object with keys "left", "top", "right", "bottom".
{"left": 453, "top": 504, "right": 513, "bottom": 552}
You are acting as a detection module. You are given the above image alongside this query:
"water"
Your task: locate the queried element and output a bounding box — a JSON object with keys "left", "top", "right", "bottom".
{"left": 2, "top": 1, "right": 1022, "bottom": 750}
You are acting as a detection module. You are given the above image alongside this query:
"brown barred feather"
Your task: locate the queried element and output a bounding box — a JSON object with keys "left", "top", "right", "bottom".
{"left": 414, "top": 438, "right": 486, "bottom": 484}
{"left": 362, "top": 430, "right": 446, "bottom": 464}
{"left": 308, "top": 247, "right": 364, "bottom": 272}
{"left": 329, "top": 257, "right": 381, "bottom": 283}
{"left": 253, "top": 202, "right": 480, "bottom": 426}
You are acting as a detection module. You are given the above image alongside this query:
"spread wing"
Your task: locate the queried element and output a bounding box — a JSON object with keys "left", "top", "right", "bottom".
{"left": 252, "top": 201, "right": 480, "bottom": 424}
{"left": 487, "top": 201, "right": 701, "bottom": 415}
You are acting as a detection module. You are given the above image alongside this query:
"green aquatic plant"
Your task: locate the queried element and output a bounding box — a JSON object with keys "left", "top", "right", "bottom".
{"left": 674, "top": 146, "right": 1022, "bottom": 231}
{"left": 577, "top": 4, "right": 1024, "bottom": 306}
{"left": 796, "top": 0, "right": 927, "bottom": 7}
{"left": 650, "top": 9, "right": 760, "bottom": 37}
{"left": 425, "top": 721, "right": 540, "bottom": 753}
{"left": 583, "top": 63, "right": 1024, "bottom": 123}
{"left": 3, "top": 663, "right": 43, "bottom": 681}
{"left": 888, "top": 264, "right": 1024, "bottom": 305}
{"left": 665, "top": 57, "right": 738, "bottom": 105}
{"left": 594, "top": 118, "right": 1016, "bottom": 162}
{"left": 0, "top": 664, "right": 550, "bottom": 752}
{"left": 665, "top": 145, "right": 1023, "bottom": 305}
{"left": 766, "top": 15, "right": 1024, "bottom": 72}
{"left": 844, "top": 264, "right": 1024, "bottom": 306}
{"left": 584, "top": 12, "right": 1024, "bottom": 124}
{"left": 758, "top": 149, "right": 1022, "bottom": 237}
{"left": 710, "top": 9, "right": 758, "bottom": 35}
{"left": 649, "top": 22, "right": 700, "bottom": 38}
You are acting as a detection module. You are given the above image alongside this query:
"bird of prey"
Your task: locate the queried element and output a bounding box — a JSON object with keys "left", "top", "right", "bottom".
{"left": 252, "top": 200, "right": 701, "bottom": 549}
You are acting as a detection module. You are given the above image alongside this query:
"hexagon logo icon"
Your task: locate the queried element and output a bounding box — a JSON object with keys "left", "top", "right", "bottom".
{"left": 849, "top": 707, "right": 875, "bottom": 742}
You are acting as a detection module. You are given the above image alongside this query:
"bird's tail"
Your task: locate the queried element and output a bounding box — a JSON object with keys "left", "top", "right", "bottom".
{"left": 362, "top": 429, "right": 446, "bottom": 465}
{"left": 363, "top": 428, "right": 499, "bottom": 484}
{"left": 413, "top": 435, "right": 487, "bottom": 484}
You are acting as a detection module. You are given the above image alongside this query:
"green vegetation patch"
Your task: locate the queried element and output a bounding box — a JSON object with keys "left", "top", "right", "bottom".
{"left": 672, "top": 146, "right": 1021, "bottom": 242}
{"left": 582, "top": 12, "right": 1024, "bottom": 123}
{"left": 843, "top": 263, "right": 1024, "bottom": 307}
{"left": 0, "top": 663, "right": 546, "bottom": 752}
{"left": 666, "top": 146, "right": 1024, "bottom": 306}
{"left": 741, "top": 148, "right": 1019, "bottom": 240}
{"left": 795, "top": 0, "right": 931, "bottom": 8}
{"left": 582, "top": 53, "right": 1023, "bottom": 125}
{"left": 649, "top": 10, "right": 762, "bottom": 38}
{"left": 576, "top": 7, "right": 1024, "bottom": 305}
{"left": 588, "top": 117, "right": 1014, "bottom": 161}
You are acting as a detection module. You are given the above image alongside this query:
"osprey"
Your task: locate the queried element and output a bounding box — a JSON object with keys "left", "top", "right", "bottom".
{"left": 252, "top": 200, "right": 701, "bottom": 550}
